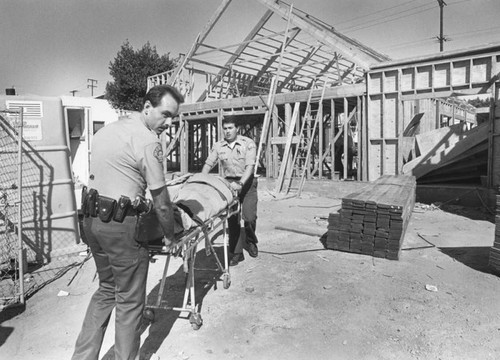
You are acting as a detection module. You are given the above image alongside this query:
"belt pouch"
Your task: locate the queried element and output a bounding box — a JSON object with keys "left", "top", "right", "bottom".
{"left": 87, "top": 189, "right": 99, "bottom": 217}
{"left": 98, "top": 196, "right": 116, "bottom": 223}
{"left": 81, "top": 186, "right": 89, "bottom": 217}
{"left": 113, "top": 196, "right": 131, "bottom": 223}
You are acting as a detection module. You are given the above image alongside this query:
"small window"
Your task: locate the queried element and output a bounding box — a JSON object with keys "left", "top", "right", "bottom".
{"left": 67, "top": 108, "right": 85, "bottom": 139}
{"left": 93, "top": 121, "right": 105, "bottom": 134}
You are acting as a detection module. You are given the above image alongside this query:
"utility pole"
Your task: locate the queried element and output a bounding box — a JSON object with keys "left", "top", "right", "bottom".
{"left": 70, "top": 90, "right": 79, "bottom": 96}
{"left": 436, "top": 0, "right": 447, "bottom": 52}
{"left": 87, "top": 78, "right": 98, "bottom": 97}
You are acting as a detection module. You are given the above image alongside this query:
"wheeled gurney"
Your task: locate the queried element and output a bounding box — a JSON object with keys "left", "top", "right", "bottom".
{"left": 143, "top": 173, "right": 240, "bottom": 329}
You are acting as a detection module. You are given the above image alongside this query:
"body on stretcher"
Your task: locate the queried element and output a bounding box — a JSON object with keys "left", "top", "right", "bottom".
{"left": 143, "top": 173, "right": 240, "bottom": 330}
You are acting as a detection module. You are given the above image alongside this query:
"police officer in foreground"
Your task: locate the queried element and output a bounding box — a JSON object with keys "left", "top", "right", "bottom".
{"left": 201, "top": 116, "right": 259, "bottom": 266}
{"left": 72, "top": 85, "right": 184, "bottom": 360}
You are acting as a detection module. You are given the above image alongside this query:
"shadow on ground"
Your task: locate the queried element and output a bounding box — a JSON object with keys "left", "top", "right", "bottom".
{"left": 439, "top": 246, "right": 497, "bottom": 275}
{"left": 98, "top": 242, "right": 228, "bottom": 360}
{"left": 439, "top": 204, "right": 494, "bottom": 223}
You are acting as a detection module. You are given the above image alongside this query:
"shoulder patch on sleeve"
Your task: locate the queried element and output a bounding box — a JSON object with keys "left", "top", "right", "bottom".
{"left": 247, "top": 141, "right": 256, "bottom": 150}
{"left": 153, "top": 144, "right": 164, "bottom": 163}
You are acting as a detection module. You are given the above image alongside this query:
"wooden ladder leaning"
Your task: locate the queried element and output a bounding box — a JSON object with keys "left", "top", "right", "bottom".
{"left": 283, "top": 78, "right": 329, "bottom": 197}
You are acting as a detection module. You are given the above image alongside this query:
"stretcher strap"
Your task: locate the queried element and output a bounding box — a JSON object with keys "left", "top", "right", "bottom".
{"left": 185, "top": 180, "right": 231, "bottom": 206}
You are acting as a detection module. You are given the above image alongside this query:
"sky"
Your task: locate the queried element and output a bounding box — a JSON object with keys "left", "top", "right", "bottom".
{"left": 1, "top": 0, "right": 499, "bottom": 97}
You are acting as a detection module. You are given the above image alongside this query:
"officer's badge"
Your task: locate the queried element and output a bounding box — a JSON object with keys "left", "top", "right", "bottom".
{"left": 153, "top": 144, "right": 163, "bottom": 163}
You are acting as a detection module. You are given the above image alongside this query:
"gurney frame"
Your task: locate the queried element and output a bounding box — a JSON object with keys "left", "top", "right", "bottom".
{"left": 145, "top": 199, "right": 240, "bottom": 330}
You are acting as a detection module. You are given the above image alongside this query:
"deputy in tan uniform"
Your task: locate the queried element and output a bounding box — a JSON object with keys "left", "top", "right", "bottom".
{"left": 72, "top": 85, "right": 184, "bottom": 360}
{"left": 202, "top": 116, "right": 259, "bottom": 266}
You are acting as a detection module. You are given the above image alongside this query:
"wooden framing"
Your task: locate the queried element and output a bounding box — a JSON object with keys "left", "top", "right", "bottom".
{"left": 366, "top": 44, "right": 500, "bottom": 183}
{"left": 147, "top": 0, "right": 500, "bottom": 192}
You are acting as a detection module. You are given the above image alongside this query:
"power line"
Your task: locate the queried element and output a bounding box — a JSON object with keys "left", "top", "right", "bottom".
{"left": 334, "top": 0, "right": 423, "bottom": 27}
{"left": 379, "top": 36, "right": 437, "bottom": 51}
{"left": 449, "top": 25, "right": 500, "bottom": 37}
{"left": 339, "top": 3, "right": 437, "bottom": 33}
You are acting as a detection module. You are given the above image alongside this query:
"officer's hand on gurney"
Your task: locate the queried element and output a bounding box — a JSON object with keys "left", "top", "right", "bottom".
{"left": 163, "top": 237, "right": 181, "bottom": 254}
{"left": 230, "top": 181, "right": 243, "bottom": 194}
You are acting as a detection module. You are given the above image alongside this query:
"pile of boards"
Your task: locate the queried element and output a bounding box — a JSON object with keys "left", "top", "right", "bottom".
{"left": 489, "top": 194, "right": 500, "bottom": 272}
{"left": 326, "top": 175, "right": 416, "bottom": 260}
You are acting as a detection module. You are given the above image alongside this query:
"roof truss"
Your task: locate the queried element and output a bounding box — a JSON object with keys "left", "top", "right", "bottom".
{"left": 150, "top": 0, "right": 391, "bottom": 102}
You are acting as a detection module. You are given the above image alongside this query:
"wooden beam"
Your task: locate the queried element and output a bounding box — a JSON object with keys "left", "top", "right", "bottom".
{"left": 343, "top": 97, "right": 348, "bottom": 179}
{"left": 371, "top": 42, "right": 500, "bottom": 71}
{"left": 276, "top": 46, "right": 321, "bottom": 92}
{"left": 244, "top": 28, "right": 301, "bottom": 93}
{"left": 180, "top": 83, "right": 366, "bottom": 114}
{"left": 168, "top": 0, "right": 232, "bottom": 86}
{"left": 275, "top": 102, "right": 300, "bottom": 192}
{"left": 255, "top": 0, "right": 388, "bottom": 69}
{"left": 197, "top": 9, "right": 274, "bottom": 101}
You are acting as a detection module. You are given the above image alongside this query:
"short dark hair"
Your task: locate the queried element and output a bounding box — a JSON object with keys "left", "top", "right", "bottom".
{"left": 222, "top": 115, "right": 238, "bottom": 126}
{"left": 143, "top": 84, "right": 185, "bottom": 108}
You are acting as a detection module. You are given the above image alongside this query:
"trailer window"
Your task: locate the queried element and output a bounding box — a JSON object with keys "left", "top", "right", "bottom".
{"left": 67, "top": 108, "right": 85, "bottom": 139}
{"left": 93, "top": 121, "right": 105, "bottom": 134}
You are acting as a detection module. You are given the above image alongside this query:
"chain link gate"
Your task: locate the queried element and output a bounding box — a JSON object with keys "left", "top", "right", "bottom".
{"left": 0, "top": 108, "right": 87, "bottom": 310}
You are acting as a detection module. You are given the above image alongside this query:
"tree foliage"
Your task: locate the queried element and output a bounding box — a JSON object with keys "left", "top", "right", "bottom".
{"left": 105, "top": 40, "right": 175, "bottom": 111}
{"left": 466, "top": 96, "right": 490, "bottom": 108}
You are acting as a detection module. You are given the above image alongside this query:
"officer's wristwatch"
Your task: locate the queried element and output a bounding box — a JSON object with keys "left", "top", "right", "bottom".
{"left": 236, "top": 181, "right": 243, "bottom": 187}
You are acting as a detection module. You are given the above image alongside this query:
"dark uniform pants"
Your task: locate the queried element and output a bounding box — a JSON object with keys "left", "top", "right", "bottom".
{"left": 72, "top": 216, "right": 149, "bottom": 360}
{"left": 227, "top": 177, "right": 258, "bottom": 254}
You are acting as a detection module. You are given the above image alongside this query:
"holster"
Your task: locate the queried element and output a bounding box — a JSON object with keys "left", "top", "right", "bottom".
{"left": 113, "top": 196, "right": 132, "bottom": 223}
{"left": 97, "top": 195, "right": 116, "bottom": 223}
{"left": 87, "top": 189, "right": 99, "bottom": 218}
{"left": 134, "top": 212, "right": 150, "bottom": 243}
{"left": 81, "top": 186, "right": 89, "bottom": 217}
{"left": 132, "top": 195, "right": 153, "bottom": 214}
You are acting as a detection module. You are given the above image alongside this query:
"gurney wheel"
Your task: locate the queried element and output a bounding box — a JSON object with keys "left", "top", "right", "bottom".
{"left": 143, "top": 308, "right": 155, "bottom": 322}
{"left": 190, "top": 313, "right": 203, "bottom": 330}
{"left": 223, "top": 273, "right": 231, "bottom": 289}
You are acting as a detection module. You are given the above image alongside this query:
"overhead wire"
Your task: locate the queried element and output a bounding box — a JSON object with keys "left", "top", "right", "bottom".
{"left": 339, "top": 3, "right": 438, "bottom": 33}
{"left": 337, "top": 0, "right": 481, "bottom": 34}
{"left": 334, "top": 0, "right": 427, "bottom": 27}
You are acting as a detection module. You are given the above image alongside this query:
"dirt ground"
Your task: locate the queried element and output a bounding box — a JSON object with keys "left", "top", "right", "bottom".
{"left": 1, "top": 179, "right": 500, "bottom": 360}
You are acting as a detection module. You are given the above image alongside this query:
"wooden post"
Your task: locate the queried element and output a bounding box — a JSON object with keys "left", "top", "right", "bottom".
{"left": 356, "top": 96, "right": 362, "bottom": 179}
{"left": 397, "top": 69, "right": 403, "bottom": 174}
{"left": 343, "top": 97, "right": 348, "bottom": 179}
{"left": 272, "top": 104, "right": 281, "bottom": 178}
{"left": 318, "top": 101, "right": 324, "bottom": 179}
{"left": 217, "top": 109, "right": 224, "bottom": 177}
{"left": 331, "top": 99, "right": 336, "bottom": 179}
{"left": 180, "top": 115, "right": 189, "bottom": 174}
{"left": 275, "top": 102, "right": 300, "bottom": 193}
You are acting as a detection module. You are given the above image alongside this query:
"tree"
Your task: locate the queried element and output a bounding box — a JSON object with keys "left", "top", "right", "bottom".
{"left": 466, "top": 96, "right": 490, "bottom": 108}
{"left": 105, "top": 40, "right": 175, "bottom": 111}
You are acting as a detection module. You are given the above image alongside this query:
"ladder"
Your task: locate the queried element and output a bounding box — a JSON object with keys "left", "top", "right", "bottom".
{"left": 283, "top": 78, "right": 329, "bottom": 196}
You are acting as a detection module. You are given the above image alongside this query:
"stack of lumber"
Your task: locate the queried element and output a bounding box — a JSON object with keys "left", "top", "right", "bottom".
{"left": 326, "top": 175, "right": 416, "bottom": 260}
{"left": 489, "top": 195, "right": 500, "bottom": 272}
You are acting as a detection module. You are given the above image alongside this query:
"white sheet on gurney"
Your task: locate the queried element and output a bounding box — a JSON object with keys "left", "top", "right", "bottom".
{"left": 142, "top": 173, "right": 236, "bottom": 241}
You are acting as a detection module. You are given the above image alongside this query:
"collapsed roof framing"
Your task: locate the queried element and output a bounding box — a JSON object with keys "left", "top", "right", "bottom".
{"left": 149, "top": 0, "right": 499, "bottom": 190}
{"left": 148, "top": 0, "right": 389, "bottom": 188}
{"left": 148, "top": 0, "right": 389, "bottom": 103}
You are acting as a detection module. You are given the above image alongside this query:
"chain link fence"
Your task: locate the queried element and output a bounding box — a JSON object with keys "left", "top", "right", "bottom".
{"left": 0, "top": 109, "right": 87, "bottom": 310}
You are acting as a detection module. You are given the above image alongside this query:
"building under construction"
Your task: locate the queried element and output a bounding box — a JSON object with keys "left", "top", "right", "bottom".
{"left": 149, "top": 0, "right": 497, "bottom": 198}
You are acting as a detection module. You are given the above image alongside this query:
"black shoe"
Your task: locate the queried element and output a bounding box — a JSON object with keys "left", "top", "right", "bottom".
{"left": 246, "top": 242, "right": 258, "bottom": 258}
{"left": 229, "top": 253, "right": 244, "bottom": 266}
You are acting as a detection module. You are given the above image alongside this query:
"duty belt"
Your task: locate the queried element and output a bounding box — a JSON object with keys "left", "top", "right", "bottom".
{"left": 81, "top": 187, "right": 152, "bottom": 223}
